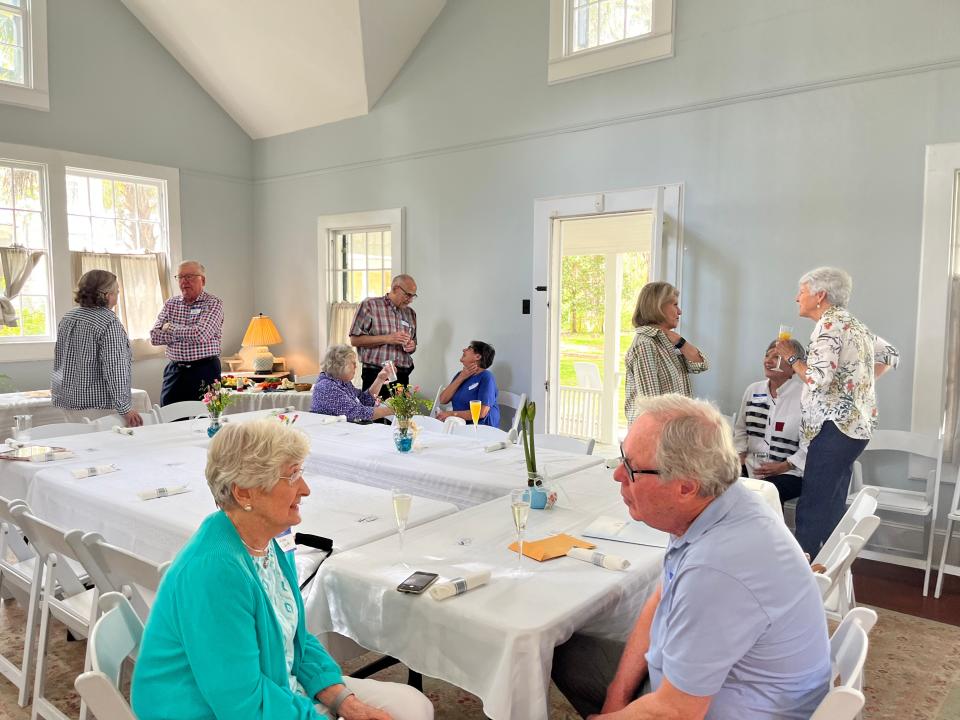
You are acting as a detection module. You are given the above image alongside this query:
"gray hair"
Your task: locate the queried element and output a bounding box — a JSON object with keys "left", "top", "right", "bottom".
{"left": 74, "top": 269, "right": 117, "bottom": 308}
{"left": 799, "top": 266, "right": 852, "bottom": 307}
{"left": 206, "top": 419, "right": 309, "bottom": 510}
{"left": 179, "top": 260, "right": 206, "bottom": 276}
{"left": 767, "top": 338, "right": 806, "bottom": 362}
{"left": 632, "top": 394, "right": 740, "bottom": 498}
{"left": 391, "top": 273, "right": 415, "bottom": 289}
{"left": 323, "top": 343, "right": 357, "bottom": 379}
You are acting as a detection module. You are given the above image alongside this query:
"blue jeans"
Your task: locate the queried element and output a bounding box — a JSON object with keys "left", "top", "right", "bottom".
{"left": 794, "top": 421, "right": 868, "bottom": 557}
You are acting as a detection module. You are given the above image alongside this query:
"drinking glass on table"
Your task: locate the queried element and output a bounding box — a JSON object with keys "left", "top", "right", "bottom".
{"left": 510, "top": 488, "right": 531, "bottom": 573}
{"left": 13, "top": 414, "right": 32, "bottom": 441}
{"left": 775, "top": 324, "right": 793, "bottom": 370}
{"left": 392, "top": 488, "right": 412, "bottom": 562}
{"left": 469, "top": 400, "right": 482, "bottom": 436}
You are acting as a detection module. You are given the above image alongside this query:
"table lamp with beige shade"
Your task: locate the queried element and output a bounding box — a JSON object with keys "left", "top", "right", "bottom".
{"left": 241, "top": 313, "right": 283, "bottom": 371}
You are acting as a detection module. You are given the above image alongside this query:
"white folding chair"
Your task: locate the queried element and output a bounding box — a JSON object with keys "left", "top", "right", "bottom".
{"left": 74, "top": 592, "right": 142, "bottom": 720}
{"left": 573, "top": 362, "right": 601, "bottom": 389}
{"left": 498, "top": 391, "right": 526, "bottom": 435}
{"left": 442, "top": 416, "right": 466, "bottom": 433}
{"left": 153, "top": 400, "right": 209, "bottom": 423}
{"left": 846, "top": 429, "right": 944, "bottom": 595}
{"left": 428, "top": 385, "right": 446, "bottom": 418}
{"left": 813, "top": 525, "right": 879, "bottom": 621}
{"left": 11, "top": 505, "right": 98, "bottom": 720}
{"left": 935, "top": 461, "right": 960, "bottom": 598}
{"left": 0, "top": 497, "right": 40, "bottom": 707}
{"left": 26, "top": 422, "right": 97, "bottom": 440}
{"left": 809, "top": 607, "right": 877, "bottom": 720}
{"left": 90, "top": 412, "right": 159, "bottom": 431}
{"left": 65, "top": 531, "right": 165, "bottom": 623}
{"left": 534, "top": 433, "right": 595, "bottom": 455}
{"left": 410, "top": 415, "right": 445, "bottom": 434}
{"left": 451, "top": 423, "right": 508, "bottom": 441}
{"left": 814, "top": 487, "right": 880, "bottom": 614}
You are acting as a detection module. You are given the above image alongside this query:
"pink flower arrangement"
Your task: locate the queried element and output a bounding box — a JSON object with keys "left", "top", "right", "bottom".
{"left": 200, "top": 381, "right": 234, "bottom": 416}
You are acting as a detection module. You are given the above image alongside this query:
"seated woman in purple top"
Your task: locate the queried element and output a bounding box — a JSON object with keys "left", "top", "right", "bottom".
{"left": 310, "top": 344, "right": 395, "bottom": 422}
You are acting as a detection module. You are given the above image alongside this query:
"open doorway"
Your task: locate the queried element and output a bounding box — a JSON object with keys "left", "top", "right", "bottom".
{"left": 554, "top": 212, "right": 652, "bottom": 444}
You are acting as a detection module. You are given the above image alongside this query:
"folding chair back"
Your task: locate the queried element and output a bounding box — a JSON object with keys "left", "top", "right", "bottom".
{"left": 442, "top": 416, "right": 466, "bottom": 433}
{"left": 411, "top": 415, "right": 445, "bottom": 434}
{"left": 814, "top": 487, "right": 880, "bottom": 567}
{"left": 91, "top": 412, "right": 159, "bottom": 431}
{"left": 26, "top": 422, "right": 97, "bottom": 440}
{"left": 429, "top": 385, "right": 445, "bottom": 418}
{"left": 154, "top": 400, "right": 208, "bottom": 423}
{"left": 498, "top": 391, "right": 526, "bottom": 434}
{"left": 451, "top": 423, "right": 508, "bottom": 441}
{"left": 534, "top": 433, "right": 595, "bottom": 455}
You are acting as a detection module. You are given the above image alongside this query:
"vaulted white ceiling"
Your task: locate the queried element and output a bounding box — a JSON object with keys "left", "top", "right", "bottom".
{"left": 120, "top": 0, "right": 446, "bottom": 139}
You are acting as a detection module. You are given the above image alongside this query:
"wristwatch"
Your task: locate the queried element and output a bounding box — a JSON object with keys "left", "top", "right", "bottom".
{"left": 674, "top": 337, "right": 687, "bottom": 350}
{"left": 786, "top": 354, "right": 799, "bottom": 365}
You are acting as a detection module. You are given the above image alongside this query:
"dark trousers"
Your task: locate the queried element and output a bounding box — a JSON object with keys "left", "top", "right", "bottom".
{"left": 160, "top": 356, "right": 222, "bottom": 406}
{"left": 794, "top": 421, "right": 869, "bottom": 557}
{"left": 551, "top": 633, "right": 649, "bottom": 718}
{"left": 361, "top": 363, "right": 413, "bottom": 401}
{"left": 767, "top": 473, "right": 803, "bottom": 507}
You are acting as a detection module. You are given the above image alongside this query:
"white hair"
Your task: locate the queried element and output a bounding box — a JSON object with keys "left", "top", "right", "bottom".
{"left": 206, "top": 419, "right": 309, "bottom": 510}
{"left": 631, "top": 394, "right": 740, "bottom": 498}
{"left": 179, "top": 260, "right": 206, "bottom": 276}
{"left": 323, "top": 344, "right": 357, "bottom": 379}
{"left": 799, "top": 266, "right": 852, "bottom": 307}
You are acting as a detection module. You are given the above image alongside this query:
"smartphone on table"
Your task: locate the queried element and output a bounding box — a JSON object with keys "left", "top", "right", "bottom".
{"left": 397, "top": 571, "right": 439, "bottom": 594}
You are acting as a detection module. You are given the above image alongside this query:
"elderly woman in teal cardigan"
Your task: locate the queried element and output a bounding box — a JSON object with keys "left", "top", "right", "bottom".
{"left": 131, "top": 420, "right": 434, "bottom": 720}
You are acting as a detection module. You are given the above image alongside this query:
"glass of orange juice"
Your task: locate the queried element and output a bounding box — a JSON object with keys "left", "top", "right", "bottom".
{"left": 775, "top": 324, "right": 794, "bottom": 370}
{"left": 469, "top": 399, "right": 482, "bottom": 436}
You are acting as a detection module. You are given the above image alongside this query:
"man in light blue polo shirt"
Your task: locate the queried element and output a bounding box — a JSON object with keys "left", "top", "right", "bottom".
{"left": 552, "top": 394, "right": 830, "bottom": 719}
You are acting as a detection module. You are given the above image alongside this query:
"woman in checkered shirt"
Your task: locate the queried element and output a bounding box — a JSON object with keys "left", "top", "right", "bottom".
{"left": 624, "top": 282, "right": 708, "bottom": 425}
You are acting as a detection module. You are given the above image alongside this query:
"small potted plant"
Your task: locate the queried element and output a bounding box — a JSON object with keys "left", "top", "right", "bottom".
{"left": 519, "top": 401, "right": 552, "bottom": 509}
{"left": 201, "top": 380, "right": 234, "bottom": 437}
{"left": 386, "top": 384, "right": 432, "bottom": 452}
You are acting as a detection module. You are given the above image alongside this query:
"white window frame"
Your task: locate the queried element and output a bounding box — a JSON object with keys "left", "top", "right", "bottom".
{"left": 548, "top": 0, "right": 674, "bottom": 85}
{"left": 0, "top": 0, "right": 49, "bottom": 111}
{"left": 0, "top": 140, "right": 181, "bottom": 363}
{"left": 316, "top": 208, "right": 404, "bottom": 361}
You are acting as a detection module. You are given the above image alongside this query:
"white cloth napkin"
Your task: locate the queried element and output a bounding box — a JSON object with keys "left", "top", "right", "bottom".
{"left": 70, "top": 463, "right": 119, "bottom": 478}
{"left": 315, "top": 414, "right": 347, "bottom": 425}
{"left": 137, "top": 485, "right": 191, "bottom": 501}
{"left": 29, "top": 451, "right": 75, "bottom": 463}
{"left": 566, "top": 547, "right": 630, "bottom": 571}
{"left": 112, "top": 425, "right": 134, "bottom": 435}
{"left": 484, "top": 441, "right": 510, "bottom": 453}
{"left": 3, "top": 437, "right": 26, "bottom": 449}
{"left": 429, "top": 570, "right": 492, "bottom": 600}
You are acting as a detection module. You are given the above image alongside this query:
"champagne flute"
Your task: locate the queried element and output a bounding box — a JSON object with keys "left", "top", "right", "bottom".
{"left": 392, "top": 488, "right": 412, "bottom": 563}
{"left": 469, "top": 400, "right": 482, "bottom": 437}
{"left": 775, "top": 324, "right": 793, "bottom": 370}
{"left": 510, "top": 488, "right": 531, "bottom": 573}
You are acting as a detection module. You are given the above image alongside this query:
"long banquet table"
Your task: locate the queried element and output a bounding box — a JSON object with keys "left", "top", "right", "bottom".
{"left": 307, "top": 463, "right": 665, "bottom": 720}
{"left": 0, "top": 388, "right": 152, "bottom": 433}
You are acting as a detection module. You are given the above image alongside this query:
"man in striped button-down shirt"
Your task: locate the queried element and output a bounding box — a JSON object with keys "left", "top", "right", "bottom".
{"left": 150, "top": 260, "right": 224, "bottom": 406}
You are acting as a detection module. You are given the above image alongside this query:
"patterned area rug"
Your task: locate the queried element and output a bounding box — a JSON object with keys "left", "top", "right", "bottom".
{"left": 1, "top": 599, "right": 958, "bottom": 719}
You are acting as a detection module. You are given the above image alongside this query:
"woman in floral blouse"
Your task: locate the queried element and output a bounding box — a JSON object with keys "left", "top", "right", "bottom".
{"left": 624, "top": 282, "right": 709, "bottom": 425}
{"left": 775, "top": 267, "right": 899, "bottom": 557}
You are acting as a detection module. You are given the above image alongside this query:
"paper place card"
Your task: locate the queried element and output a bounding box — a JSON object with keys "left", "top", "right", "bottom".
{"left": 137, "top": 485, "right": 191, "bottom": 501}
{"left": 581, "top": 515, "right": 669, "bottom": 548}
{"left": 29, "top": 451, "right": 75, "bottom": 463}
{"left": 566, "top": 547, "right": 630, "bottom": 571}
{"left": 112, "top": 425, "right": 134, "bottom": 435}
{"left": 508, "top": 533, "right": 594, "bottom": 562}
{"left": 71, "top": 463, "right": 118, "bottom": 478}
{"left": 429, "top": 570, "right": 491, "bottom": 600}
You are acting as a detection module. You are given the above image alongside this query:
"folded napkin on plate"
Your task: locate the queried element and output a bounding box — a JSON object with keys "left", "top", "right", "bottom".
{"left": 112, "top": 425, "right": 134, "bottom": 435}
{"left": 3, "top": 437, "right": 26, "bottom": 449}
{"left": 484, "top": 441, "right": 510, "bottom": 453}
{"left": 138, "top": 485, "right": 191, "bottom": 501}
{"left": 30, "top": 451, "right": 75, "bottom": 463}
{"left": 315, "top": 414, "right": 347, "bottom": 425}
{"left": 70, "top": 463, "right": 118, "bottom": 478}
{"left": 508, "top": 533, "right": 595, "bottom": 562}
{"left": 429, "top": 570, "right": 491, "bottom": 601}
{"left": 566, "top": 547, "right": 630, "bottom": 571}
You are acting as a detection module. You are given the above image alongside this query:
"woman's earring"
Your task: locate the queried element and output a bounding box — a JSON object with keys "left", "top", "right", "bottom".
{"left": 243, "top": 504, "right": 252, "bottom": 512}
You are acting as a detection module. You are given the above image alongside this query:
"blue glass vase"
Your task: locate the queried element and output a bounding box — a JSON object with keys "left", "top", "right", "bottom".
{"left": 207, "top": 414, "right": 223, "bottom": 438}
{"left": 393, "top": 422, "right": 413, "bottom": 453}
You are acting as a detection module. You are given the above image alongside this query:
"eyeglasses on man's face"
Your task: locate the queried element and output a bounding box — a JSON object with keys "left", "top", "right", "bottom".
{"left": 396, "top": 286, "right": 417, "bottom": 300}
{"left": 278, "top": 468, "right": 305, "bottom": 486}
{"left": 619, "top": 443, "right": 661, "bottom": 483}
{"left": 175, "top": 273, "right": 203, "bottom": 281}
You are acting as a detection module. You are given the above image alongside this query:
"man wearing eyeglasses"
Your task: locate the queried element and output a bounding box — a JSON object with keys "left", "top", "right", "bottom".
{"left": 150, "top": 260, "right": 224, "bottom": 406}
{"left": 348, "top": 274, "right": 418, "bottom": 399}
{"left": 552, "top": 394, "right": 830, "bottom": 720}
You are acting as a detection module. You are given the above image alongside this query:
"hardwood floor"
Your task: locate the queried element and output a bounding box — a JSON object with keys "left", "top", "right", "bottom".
{"left": 854, "top": 558, "right": 960, "bottom": 625}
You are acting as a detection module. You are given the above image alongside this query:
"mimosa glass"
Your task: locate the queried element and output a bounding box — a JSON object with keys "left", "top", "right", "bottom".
{"left": 510, "top": 488, "right": 531, "bottom": 572}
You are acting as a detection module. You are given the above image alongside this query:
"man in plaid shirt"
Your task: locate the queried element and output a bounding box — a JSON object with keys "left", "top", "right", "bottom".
{"left": 150, "top": 260, "right": 224, "bottom": 406}
{"left": 349, "top": 274, "right": 418, "bottom": 398}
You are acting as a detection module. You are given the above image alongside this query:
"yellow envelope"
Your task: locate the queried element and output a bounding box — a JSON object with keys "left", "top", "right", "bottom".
{"left": 508, "top": 533, "right": 595, "bottom": 562}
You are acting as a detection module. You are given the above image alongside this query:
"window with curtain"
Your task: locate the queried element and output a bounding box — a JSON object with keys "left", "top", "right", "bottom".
{"left": 0, "top": 159, "right": 51, "bottom": 339}
{"left": 943, "top": 173, "right": 960, "bottom": 462}
{"left": 65, "top": 169, "right": 171, "bottom": 349}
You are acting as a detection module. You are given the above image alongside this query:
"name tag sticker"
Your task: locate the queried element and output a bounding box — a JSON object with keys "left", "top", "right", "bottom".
{"left": 275, "top": 528, "right": 296, "bottom": 555}
{"left": 752, "top": 393, "right": 768, "bottom": 398}
{"left": 400, "top": 320, "right": 411, "bottom": 328}
{"left": 468, "top": 382, "right": 479, "bottom": 391}
{"left": 775, "top": 421, "right": 785, "bottom": 432}
{"left": 189, "top": 308, "right": 202, "bottom": 315}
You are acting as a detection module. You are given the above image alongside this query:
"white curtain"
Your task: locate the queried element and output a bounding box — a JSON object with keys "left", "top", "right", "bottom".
{"left": 944, "top": 276, "right": 960, "bottom": 462}
{"left": 72, "top": 252, "right": 169, "bottom": 355}
{"left": 329, "top": 301, "right": 361, "bottom": 386}
{"left": 0, "top": 247, "right": 43, "bottom": 327}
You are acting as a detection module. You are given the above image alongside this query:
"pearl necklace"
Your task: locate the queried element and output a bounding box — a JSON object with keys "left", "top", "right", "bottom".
{"left": 239, "top": 538, "right": 271, "bottom": 569}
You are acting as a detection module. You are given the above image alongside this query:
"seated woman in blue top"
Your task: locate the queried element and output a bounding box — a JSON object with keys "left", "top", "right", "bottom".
{"left": 310, "top": 344, "right": 395, "bottom": 422}
{"left": 435, "top": 340, "right": 500, "bottom": 427}
{"left": 131, "top": 419, "right": 433, "bottom": 720}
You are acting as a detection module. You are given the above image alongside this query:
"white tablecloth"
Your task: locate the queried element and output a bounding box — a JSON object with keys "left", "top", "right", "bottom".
{"left": 0, "top": 389, "right": 152, "bottom": 432}
{"left": 308, "top": 465, "right": 664, "bottom": 720}
{"left": 223, "top": 390, "right": 313, "bottom": 415}
{"left": 300, "top": 422, "right": 605, "bottom": 508}
{"left": 25, "top": 444, "right": 457, "bottom": 564}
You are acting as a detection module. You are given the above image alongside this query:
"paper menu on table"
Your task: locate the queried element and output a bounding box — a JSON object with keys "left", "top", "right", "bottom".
{"left": 581, "top": 515, "right": 669, "bottom": 548}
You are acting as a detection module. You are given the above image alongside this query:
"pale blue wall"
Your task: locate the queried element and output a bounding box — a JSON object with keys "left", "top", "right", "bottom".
{"left": 0, "top": 0, "right": 255, "bottom": 402}
{"left": 252, "top": 0, "right": 960, "bottom": 426}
